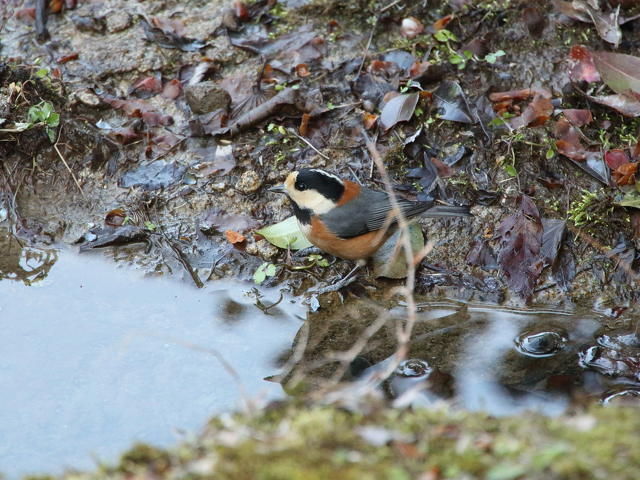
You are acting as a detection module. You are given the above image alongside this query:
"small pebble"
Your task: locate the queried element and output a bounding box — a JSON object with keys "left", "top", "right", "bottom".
{"left": 236, "top": 171, "right": 262, "bottom": 194}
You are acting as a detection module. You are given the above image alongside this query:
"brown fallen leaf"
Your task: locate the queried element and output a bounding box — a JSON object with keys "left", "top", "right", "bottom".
{"left": 295, "top": 63, "right": 311, "bottom": 77}
{"left": 561, "top": 109, "right": 592, "bottom": 127}
{"left": 496, "top": 195, "right": 543, "bottom": 301}
{"left": 490, "top": 88, "right": 552, "bottom": 129}
{"left": 225, "top": 229, "right": 246, "bottom": 244}
{"left": 363, "top": 112, "right": 378, "bottom": 130}
{"left": 433, "top": 14, "right": 453, "bottom": 31}
{"left": 299, "top": 113, "right": 310, "bottom": 136}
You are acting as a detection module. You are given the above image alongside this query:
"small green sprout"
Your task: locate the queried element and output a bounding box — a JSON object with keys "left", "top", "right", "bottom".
{"left": 253, "top": 262, "right": 277, "bottom": 284}
{"left": 144, "top": 221, "right": 157, "bottom": 231}
{"left": 27, "top": 101, "right": 60, "bottom": 142}
{"left": 484, "top": 50, "right": 506, "bottom": 64}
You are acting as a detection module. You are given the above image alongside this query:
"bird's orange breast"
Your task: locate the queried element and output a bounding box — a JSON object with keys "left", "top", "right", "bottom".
{"left": 307, "top": 216, "right": 390, "bottom": 260}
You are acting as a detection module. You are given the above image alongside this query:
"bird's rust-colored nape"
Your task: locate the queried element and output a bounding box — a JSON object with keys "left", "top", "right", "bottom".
{"left": 336, "top": 180, "right": 360, "bottom": 206}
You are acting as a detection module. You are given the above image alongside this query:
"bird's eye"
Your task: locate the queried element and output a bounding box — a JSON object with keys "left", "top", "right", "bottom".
{"left": 296, "top": 182, "right": 307, "bottom": 191}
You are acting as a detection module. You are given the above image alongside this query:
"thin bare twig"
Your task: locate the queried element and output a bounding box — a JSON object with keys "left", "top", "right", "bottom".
{"left": 54, "top": 126, "right": 85, "bottom": 197}
{"left": 287, "top": 128, "right": 331, "bottom": 161}
{"left": 363, "top": 131, "right": 420, "bottom": 377}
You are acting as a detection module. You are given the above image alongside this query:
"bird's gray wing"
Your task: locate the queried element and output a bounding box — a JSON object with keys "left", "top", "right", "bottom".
{"left": 320, "top": 188, "right": 434, "bottom": 239}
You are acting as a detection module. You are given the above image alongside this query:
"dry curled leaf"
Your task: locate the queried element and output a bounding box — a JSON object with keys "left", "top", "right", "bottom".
{"left": 363, "top": 112, "right": 378, "bottom": 130}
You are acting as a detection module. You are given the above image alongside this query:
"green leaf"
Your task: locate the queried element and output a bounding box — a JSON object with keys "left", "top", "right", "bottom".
{"left": 486, "top": 463, "right": 526, "bottom": 480}
{"left": 46, "top": 127, "right": 57, "bottom": 143}
{"left": 253, "top": 262, "right": 277, "bottom": 284}
{"left": 35, "top": 68, "right": 49, "bottom": 78}
{"left": 256, "top": 216, "right": 313, "bottom": 250}
{"left": 504, "top": 164, "right": 518, "bottom": 177}
{"left": 619, "top": 190, "right": 640, "bottom": 209}
{"left": 253, "top": 264, "right": 267, "bottom": 284}
{"left": 546, "top": 146, "right": 554, "bottom": 159}
{"left": 485, "top": 50, "right": 506, "bottom": 64}
{"left": 47, "top": 111, "right": 60, "bottom": 127}
{"left": 434, "top": 30, "right": 449, "bottom": 42}
{"left": 144, "top": 221, "right": 157, "bottom": 231}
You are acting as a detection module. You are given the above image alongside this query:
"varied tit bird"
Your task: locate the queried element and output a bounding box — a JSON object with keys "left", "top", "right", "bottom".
{"left": 269, "top": 168, "right": 471, "bottom": 263}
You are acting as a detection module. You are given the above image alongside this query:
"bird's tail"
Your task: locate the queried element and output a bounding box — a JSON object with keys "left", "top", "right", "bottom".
{"left": 423, "top": 204, "right": 472, "bottom": 218}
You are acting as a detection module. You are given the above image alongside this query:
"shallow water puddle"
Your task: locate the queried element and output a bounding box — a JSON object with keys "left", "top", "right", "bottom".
{"left": 0, "top": 234, "right": 304, "bottom": 478}
{"left": 308, "top": 300, "right": 640, "bottom": 414}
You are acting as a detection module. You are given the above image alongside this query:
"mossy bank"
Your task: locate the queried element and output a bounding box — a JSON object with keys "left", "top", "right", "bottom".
{"left": 22, "top": 403, "right": 640, "bottom": 480}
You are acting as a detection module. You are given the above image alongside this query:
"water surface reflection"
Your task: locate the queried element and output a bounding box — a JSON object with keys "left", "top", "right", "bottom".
{"left": 0, "top": 244, "right": 304, "bottom": 478}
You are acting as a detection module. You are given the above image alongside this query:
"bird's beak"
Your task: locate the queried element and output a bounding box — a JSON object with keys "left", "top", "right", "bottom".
{"left": 269, "top": 184, "right": 286, "bottom": 194}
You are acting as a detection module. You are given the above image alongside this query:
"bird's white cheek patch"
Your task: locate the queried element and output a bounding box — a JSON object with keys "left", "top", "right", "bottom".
{"left": 295, "top": 190, "right": 335, "bottom": 214}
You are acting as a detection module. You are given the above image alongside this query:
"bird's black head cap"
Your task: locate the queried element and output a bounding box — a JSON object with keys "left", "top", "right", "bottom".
{"left": 295, "top": 169, "right": 344, "bottom": 202}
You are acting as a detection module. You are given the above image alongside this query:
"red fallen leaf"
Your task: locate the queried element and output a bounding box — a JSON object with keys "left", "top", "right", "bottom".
{"left": 431, "top": 157, "right": 452, "bottom": 177}
{"left": 51, "top": 68, "right": 62, "bottom": 79}
{"left": 108, "top": 127, "right": 140, "bottom": 145}
{"left": 368, "top": 60, "right": 395, "bottom": 75}
{"left": 409, "top": 61, "right": 429, "bottom": 78}
{"left": 327, "top": 20, "right": 339, "bottom": 32}
{"left": 400, "top": 17, "right": 424, "bottom": 39}
{"left": 363, "top": 112, "right": 378, "bottom": 130}
{"left": 492, "top": 100, "right": 513, "bottom": 115}
{"left": 57, "top": 52, "right": 79, "bottom": 64}
{"left": 234, "top": 1, "right": 250, "bottom": 21}
{"left": 15, "top": 8, "right": 36, "bottom": 21}
{"left": 145, "top": 131, "right": 183, "bottom": 159}
{"left": 419, "top": 90, "right": 432, "bottom": 101}
{"left": 225, "top": 229, "right": 246, "bottom": 244}
{"left": 49, "top": 0, "right": 64, "bottom": 13}
{"left": 605, "top": 149, "right": 630, "bottom": 170}
{"left": 569, "top": 45, "right": 600, "bottom": 83}
{"left": 433, "top": 14, "right": 453, "bottom": 31}
{"left": 105, "top": 208, "right": 127, "bottom": 227}
{"left": 132, "top": 76, "right": 163, "bottom": 95}
{"left": 295, "top": 63, "right": 311, "bottom": 77}
{"left": 490, "top": 88, "right": 552, "bottom": 129}
{"left": 562, "top": 109, "right": 592, "bottom": 127}
{"left": 299, "top": 113, "right": 310, "bottom": 136}
{"left": 633, "top": 142, "right": 640, "bottom": 160}
{"left": 161, "top": 79, "right": 182, "bottom": 99}
{"left": 496, "top": 195, "right": 543, "bottom": 301}
{"left": 102, "top": 96, "right": 174, "bottom": 127}
{"left": 489, "top": 89, "right": 536, "bottom": 102}
{"left": 556, "top": 139, "right": 586, "bottom": 161}
{"left": 613, "top": 162, "right": 637, "bottom": 186}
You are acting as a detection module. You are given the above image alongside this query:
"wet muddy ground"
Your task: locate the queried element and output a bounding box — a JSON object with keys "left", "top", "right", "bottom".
{"left": 2, "top": 0, "right": 640, "bottom": 477}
